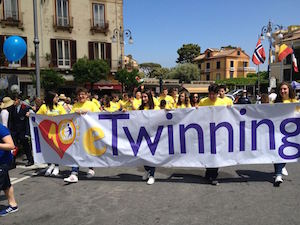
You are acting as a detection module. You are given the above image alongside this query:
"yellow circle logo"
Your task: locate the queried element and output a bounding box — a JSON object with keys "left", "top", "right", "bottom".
{"left": 58, "top": 120, "right": 76, "bottom": 145}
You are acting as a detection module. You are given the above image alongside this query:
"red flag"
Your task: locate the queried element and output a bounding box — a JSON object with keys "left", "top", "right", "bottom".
{"left": 292, "top": 52, "right": 298, "bottom": 72}
{"left": 252, "top": 39, "right": 266, "bottom": 65}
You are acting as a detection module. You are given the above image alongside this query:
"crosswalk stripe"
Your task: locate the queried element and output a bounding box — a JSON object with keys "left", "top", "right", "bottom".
{"left": 11, "top": 176, "right": 31, "bottom": 185}
{"left": 10, "top": 177, "right": 18, "bottom": 182}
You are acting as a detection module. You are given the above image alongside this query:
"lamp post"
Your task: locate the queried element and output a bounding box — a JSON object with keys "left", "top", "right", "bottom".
{"left": 33, "top": 0, "right": 40, "bottom": 97}
{"left": 260, "top": 21, "right": 283, "bottom": 87}
{"left": 111, "top": 26, "right": 133, "bottom": 69}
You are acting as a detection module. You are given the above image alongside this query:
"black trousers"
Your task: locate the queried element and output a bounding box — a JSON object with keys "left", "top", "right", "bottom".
{"left": 205, "top": 168, "right": 219, "bottom": 180}
{"left": 12, "top": 132, "right": 33, "bottom": 163}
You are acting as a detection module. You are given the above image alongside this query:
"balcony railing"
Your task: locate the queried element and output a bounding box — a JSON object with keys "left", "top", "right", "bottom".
{"left": 1, "top": 10, "right": 23, "bottom": 29}
{"left": 237, "top": 67, "right": 256, "bottom": 72}
{"left": 53, "top": 15, "right": 73, "bottom": 33}
{"left": 90, "top": 19, "right": 109, "bottom": 35}
{"left": 230, "top": 67, "right": 235, "bottom": 71}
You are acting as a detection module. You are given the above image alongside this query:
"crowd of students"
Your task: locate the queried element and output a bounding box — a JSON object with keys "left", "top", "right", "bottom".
{"left": 0, "top": 81, "right": 298, "bottom": 216}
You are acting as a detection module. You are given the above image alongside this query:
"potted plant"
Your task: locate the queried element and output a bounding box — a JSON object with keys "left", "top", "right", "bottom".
{"left": 30, "top": 52, "right": 35, "bottom": 67}
{"left": 45, "top": 53, "right": 53, "bottom": 67}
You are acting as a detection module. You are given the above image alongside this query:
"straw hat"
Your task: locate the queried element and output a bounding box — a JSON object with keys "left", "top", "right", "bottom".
{"left": 59, "top": 94, "right": 67, "bottom": 100}
{"left": 1, "top": 97, "right": 14, "bottom": 109}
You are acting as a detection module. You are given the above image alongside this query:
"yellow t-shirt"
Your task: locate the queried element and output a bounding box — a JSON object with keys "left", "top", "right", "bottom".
{"left": 103, "top": 101, "right": 121, "bottom": 112}
{"left": 119, "top": 100, "right": 133, "bottom": 111}
{"left": 37, "top": 104, "right": 66, "bottom": 116}
{"left": 158, "top": 95, "right": 175, "bottom": 109}
{"left": 141, "top": 105, "right": 160, "bottom": 110}
{"left": 220, "top": 96, "right": 233, "bottom": 106}
{"left": 199, "top": 97, "right": 227, "bottom": 106}
{"left": 283, "top": 98, "right": 298, "bottom": 103}
{"left": 71, "top": 101, "right": 100, "bottom": 113}
{"left": 92, "top": 98, "right": 101, "bottom": 109}
{"left": 153, "top": 97, "right": 160, "bottom": 107}
{"left": 175, "top": 103, "right": 192, "bottom": 108}
{"left": 132, "top": 98, "right": 142, "bottom": 110}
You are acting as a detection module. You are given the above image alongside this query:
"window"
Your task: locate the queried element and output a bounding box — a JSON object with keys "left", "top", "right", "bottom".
{"left": 4, "top": 0, "right": 18, "bottom": 20}
{"left": 207, "top": 52, "right": 211, "bottom": 58}
{"left": 216, "top": 61, "right": 220, "bottom": 69}
{"left": 230, "top": 61, "right": 234, "bottom": 67}
{"left": 206, "top": 73, "right": 210, "bottom": 81}
{"left": 57, "top": 40, "right": 70, "bottom": 68}
{"left": 216, "top": 73, "right": 220, "bottom": 80}
{"left": 206, "top": 63, "right": 210, "bottom": 69}
{"left": 56, "top": 0, "right": 69, "bottom": 26}
{"left": 243, "top": 62, "right": 248, "bottom": 67}
{"left": 237, "top": 51, "right": 240, "bottom": 55}
{"left": 93, "top": 3, "right": 105, "bottom": 27}
{"left": 198, "top": 63, "right": 201, "bottom": 70}
{"left": 230, "top": 71, "right": 234, "bottom": 79}
{"left": 94, "top": 42, "right": 106, "bottom": 60}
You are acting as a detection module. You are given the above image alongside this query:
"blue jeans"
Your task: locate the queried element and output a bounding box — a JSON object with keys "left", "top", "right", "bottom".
{"left": 71, "top": 167, "right": 94, "bottom": 175}
{"left": 274, "top": 163, "right": 286, "bottom": 176}
{"left": 144, "top": 166, "right": 155, "bottom": 177}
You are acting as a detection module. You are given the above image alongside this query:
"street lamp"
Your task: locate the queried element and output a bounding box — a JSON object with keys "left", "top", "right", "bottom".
{"left": 111, "top": 26, "right": 133, "bottom": 68}
{"left": 260, "top": 21, "right": 284, "bottom": 81}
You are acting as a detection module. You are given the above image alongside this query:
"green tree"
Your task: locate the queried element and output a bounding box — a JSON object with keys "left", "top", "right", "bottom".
{"left": 72, "top": 57, "right": 110, "bottom": 88}
{"left": 176, "top": 44, "right": 201, "bottom": 64}
{"left": 152, "top": 67, "right": 170, "bottom": 79}
{"left": 115, "top": 69, "right": 139, "bottom": 92}
{"left": 32, "top": 69, "right": 65, "bottom": 91}
{"left": 139, "top": 62, "right": 162, "bottom": 77}
{"left": 167, "top": 63, "right": 200, "bottom": 83}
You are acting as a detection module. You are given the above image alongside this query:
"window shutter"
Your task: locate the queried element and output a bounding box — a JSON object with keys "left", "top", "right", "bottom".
{"left": 88, "top": 42, "right": 94, "bottom": 60}
{"left": 70, "top": 40, "right": 77, "bottom": 67}
{"left": 50, "top": 39, "right": 57, "bottom": 67}
{"left": 21, "top": 37, "right": 28, "bottom": 67}
{"left": 0, "top": 35, "right": 5, "bottom": 66}
{"left": 105, "top": 43, "right": 111, "bottom": 68}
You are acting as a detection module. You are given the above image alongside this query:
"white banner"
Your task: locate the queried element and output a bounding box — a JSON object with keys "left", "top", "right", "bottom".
{"left": 29, "top": 103, "right": 300, "bottom": 168}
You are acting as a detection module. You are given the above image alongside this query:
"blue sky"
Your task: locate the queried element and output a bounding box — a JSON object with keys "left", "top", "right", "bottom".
{"left": 124, "top": 0, "right": 300, "bottom": 71}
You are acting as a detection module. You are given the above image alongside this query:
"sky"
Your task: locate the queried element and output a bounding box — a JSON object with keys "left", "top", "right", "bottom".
{"left": 124, "top": 0, "right": 300, "bottom": 71}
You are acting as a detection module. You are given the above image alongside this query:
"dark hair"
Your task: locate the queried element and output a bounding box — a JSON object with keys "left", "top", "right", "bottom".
{"left": 160, "top": 99, "right": 166, "bottom": 109}
{"left": 274, "top": 82, "right": 296, "bottom": 103}
{"left": 76, "top": 87, "right": 88, "bottom": 95}
{"left": 218, "top": 84, "right": 226, "bottom": 90}
{"left": 103, "top": 96, "right": 111, "bottom": 107}
{"left": 190, "top": 93, "right": 200, "bottom": 106}
{"left": 139, "top": 90, "right": 154, "bottom": 110}
{"left": 177, "top": 91, "right": 189, "bottom": 107}
{"left": 44, "top": 91, "right": 57, "bottom": 111}
{"left": 208, "top": 84, "right": 219, "bottom": 93}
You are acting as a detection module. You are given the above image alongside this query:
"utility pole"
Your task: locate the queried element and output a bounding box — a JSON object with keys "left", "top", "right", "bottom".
{"left": 33, "top": 0, "right": 41, "bottom": 97}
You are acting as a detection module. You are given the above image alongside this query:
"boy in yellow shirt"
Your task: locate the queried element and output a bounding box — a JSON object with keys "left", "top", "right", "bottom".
{"left": 158, "top": 87, "right": 174, "bottom": 109}
{"left": 199, "top": 84, "right": 227, "bottom": 185}
{"left": 218, "top": 85, "right": 233, "bottom": 106}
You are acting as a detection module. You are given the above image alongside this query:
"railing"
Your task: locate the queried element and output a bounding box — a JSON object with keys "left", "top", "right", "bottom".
{"left": 53, "top": 15, "right": 73, "bottom": 33}
{"left": 230, "top": 67, "right": 235, "bottom": 71}
{"left": 191, "top": 81, "right": 215, "bottom": 84}
{"left": 205, "top": 68, "right": 210, "bottom": 72}
{"left": 1, "top": 11, "right": 23, "bottom": 29}
{"left": 236, "top": 67, "right": 256, "bottom": 72}
{"left": 90, "top": 19, "right": 109, "bottom": 35}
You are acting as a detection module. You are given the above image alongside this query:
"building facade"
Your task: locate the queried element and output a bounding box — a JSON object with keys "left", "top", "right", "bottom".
{"left": 0, "top": 0, "right": 124, "bottom": 96}
{"left": 194, "top": 47, "right": 255, "bottom": 81}
{"left": 270, "top": 25, "right": 300, "bottom": 83}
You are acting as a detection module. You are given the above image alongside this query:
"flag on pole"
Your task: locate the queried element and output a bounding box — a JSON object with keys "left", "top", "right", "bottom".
{"left": 252, "top": 39, "right": 266, "bottom": 65}
{"left": 278, "top": 44, "right": 293, "bottom": 62}
{"left": 292, "top": 52, "right": 298, "bottom": 72}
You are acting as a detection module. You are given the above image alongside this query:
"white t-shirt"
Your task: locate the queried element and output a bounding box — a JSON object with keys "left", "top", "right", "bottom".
{"left": 1, "top": 109, "right": 9, "bottom": 127}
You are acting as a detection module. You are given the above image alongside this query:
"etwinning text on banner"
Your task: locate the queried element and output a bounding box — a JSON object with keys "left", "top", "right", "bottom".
{"left": 29, "top": 103, "right": 300, "bottom": 168}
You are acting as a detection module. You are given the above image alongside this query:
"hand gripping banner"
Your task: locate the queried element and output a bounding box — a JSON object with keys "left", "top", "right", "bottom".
{"left": 29, "top": 103, "right": 300, "bottom": 168}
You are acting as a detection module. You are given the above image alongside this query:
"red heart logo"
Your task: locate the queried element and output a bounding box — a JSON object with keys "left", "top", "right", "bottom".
{"left": 39, "top": 120, "right": 75, "bottom": 158}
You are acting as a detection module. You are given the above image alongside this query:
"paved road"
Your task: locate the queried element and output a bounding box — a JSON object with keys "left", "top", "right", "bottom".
{"left": 1, "top": 163, "right": 300, "bottom": 225}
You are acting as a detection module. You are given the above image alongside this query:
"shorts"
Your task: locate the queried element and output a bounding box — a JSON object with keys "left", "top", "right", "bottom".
{"left": 0, "top": 165, "right": 11, "bottom": 191}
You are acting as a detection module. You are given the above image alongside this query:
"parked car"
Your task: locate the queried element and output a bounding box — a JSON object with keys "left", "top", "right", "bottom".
{"left": 226, "top": 89, "right": 243, "bottom": 101}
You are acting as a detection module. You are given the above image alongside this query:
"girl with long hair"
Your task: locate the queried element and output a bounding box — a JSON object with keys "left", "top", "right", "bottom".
{"left": 139, "top": 90, "right": 159, "bottom": 185}
{"left": 273, "top": 82, "right": 298, "bottom": 186}
{"left": 176, "top": 91, "right": 191, "bottom": 108}
{"left": 37, "top": 91, "right": 66, "bottom": 176}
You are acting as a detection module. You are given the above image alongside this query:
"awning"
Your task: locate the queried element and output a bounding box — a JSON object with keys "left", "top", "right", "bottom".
{"left": 183, "top": 86, "right": 208, "bottom": 93}
{"left": 92, "top": 83, "right": 122, "bottom": 91}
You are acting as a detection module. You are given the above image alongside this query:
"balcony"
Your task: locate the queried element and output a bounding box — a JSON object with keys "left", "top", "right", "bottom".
{"left": 205, "top": 68, "right": 210, "bottom": 72}
{"left": 237, "top": 67, "right": 256, "bottom": 72}
{"left": 53, "top": 15, "right": 73, "bottom": 33}
{"left": 230, "top": 67, "right": 235, "bottom": 71}
{"left": 1, "top": 11, "right": 24, "bottom": 30}
{"left": 90, "top": 19, "right": 109, "bottom": 35}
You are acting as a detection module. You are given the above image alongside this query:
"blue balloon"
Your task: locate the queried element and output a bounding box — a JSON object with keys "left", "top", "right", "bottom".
{"left": 3, "top": 36, "right": 27, "bottom": 62}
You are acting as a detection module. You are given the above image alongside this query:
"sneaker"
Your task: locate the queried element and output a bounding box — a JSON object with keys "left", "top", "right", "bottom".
{"left": 274, "top": 175, "right": 283, "bottom": 187}
{"left": 282, "top": 167, "right": 288, "bottom": 176}
{"left": 0, "top": 205, "right": 19, "bottom": 217}
{"left": 86, "top": 169, "right": 95, "bottom": 179}
{"left": 64, "top": 174, "right": 78, "bottom": 183}
{"left": 147, "top": 176, "right": 155, "bottom": 185}
{"left": 211, "top": 179, "right": 219, "bottom": 186}
{"left": 51, "top": 166, "right": 59, "bottom": 176}
{"left": 45, "top": 164, "right": 55, "bottom": 176}
{"left": 142, "top": 171, "right": 149, "bottom": 180}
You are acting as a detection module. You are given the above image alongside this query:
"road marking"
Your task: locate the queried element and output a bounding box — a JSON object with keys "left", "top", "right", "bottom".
{"left": 10, "top": 177, "right": 18, "bottom": 182}
{"left": 11, "top": 176, "right": 31, "bottom": 185}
